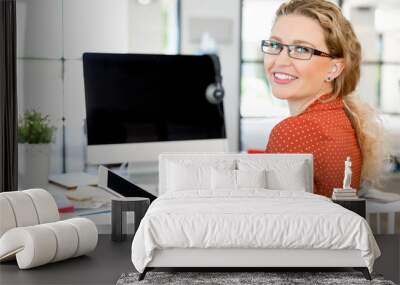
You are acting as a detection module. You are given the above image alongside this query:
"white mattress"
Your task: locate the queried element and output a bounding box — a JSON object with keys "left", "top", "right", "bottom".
{"left": 131, "top": 190, "right": 380, "bottom": 273}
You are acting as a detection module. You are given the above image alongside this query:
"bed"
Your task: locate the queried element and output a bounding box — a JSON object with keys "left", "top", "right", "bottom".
{"left": 131, "top": 153, "right": 380, "bottom": 280}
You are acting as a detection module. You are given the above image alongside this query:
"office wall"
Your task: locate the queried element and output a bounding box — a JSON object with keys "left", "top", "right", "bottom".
{"left": 17, "top": 0, "right": 129, "bottom": 173}
{"left": 128, "top": 0, "right": 164, "bottom": 54}
{"left": 17, "top": 0, "right": 63, "bottom": 173}
{"left": 180, "top": 0, "right": 241, "bottom": 152}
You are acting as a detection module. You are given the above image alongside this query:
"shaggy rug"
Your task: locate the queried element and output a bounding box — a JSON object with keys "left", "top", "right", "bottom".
{"left": 116, "top": 271, "right": 396, "bottom": 285}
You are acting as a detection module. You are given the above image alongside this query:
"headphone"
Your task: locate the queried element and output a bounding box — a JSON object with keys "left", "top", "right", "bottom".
{"left": 206, "top": 54, "right": 225, "bottom": 104}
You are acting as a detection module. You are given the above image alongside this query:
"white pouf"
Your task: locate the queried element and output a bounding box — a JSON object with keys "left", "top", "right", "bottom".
{"left": 1, "top": 191, "right": 39, "bottom": 227}
{"left": 0, "top": 196, "right": 17, "bottom": 237}
{"left": 0, "top": 189, "right": 98, "bottom": 269}
{"left": 0, "top": 189, "right": 59, "bottom": 236}
{"left": 0, "top": 218, "right": 98, "bottom": 269}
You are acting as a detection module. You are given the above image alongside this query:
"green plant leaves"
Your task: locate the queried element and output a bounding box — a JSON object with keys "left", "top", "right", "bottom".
{"left": 18, "top": 110, "right": 56, "bottom": 144}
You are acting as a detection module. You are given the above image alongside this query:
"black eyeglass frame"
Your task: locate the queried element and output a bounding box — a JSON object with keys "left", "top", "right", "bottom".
{"left": 261, "top": 40, "right": 334, "bottom": 60}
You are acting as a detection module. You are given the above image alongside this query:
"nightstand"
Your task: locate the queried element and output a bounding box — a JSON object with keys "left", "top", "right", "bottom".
{"left": 111, "top": 197, "right": 150, "bottom": 242}
{"left": 332, "top": 198, "right": 366, "bottom": 218}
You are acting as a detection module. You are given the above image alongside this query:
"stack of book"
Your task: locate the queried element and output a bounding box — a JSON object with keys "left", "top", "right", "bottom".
{"left": 332, "top": 188, "right": 358, "bottom": 200}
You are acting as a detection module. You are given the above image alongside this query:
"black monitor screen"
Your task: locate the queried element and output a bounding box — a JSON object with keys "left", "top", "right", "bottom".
{"left": 83, "top": 53, "right": 226, "bottom": 146}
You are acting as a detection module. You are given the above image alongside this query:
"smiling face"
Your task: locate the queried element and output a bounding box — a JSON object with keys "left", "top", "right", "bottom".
{"left": 264, "top": 14, "right": 336, "bottom": 112}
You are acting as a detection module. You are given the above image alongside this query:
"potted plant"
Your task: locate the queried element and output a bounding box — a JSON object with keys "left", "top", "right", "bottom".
{"left": 18, "top": 110, "right": 56, "bottom": 189}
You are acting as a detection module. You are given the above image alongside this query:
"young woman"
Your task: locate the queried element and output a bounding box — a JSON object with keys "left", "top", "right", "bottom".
{"left": 263, "top": 0, "right": 384, "bottom": 197}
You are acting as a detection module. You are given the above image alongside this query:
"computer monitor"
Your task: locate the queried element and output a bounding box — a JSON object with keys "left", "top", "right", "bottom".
{"left": 82, "top": 53, "right": 227, "bottom": 165}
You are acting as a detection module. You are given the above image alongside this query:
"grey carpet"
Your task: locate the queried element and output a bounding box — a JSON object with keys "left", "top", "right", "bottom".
{"left": 116, "top": 272, "right": 396, "bottom": 285}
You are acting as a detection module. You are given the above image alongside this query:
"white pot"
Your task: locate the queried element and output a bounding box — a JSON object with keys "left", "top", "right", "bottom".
{"left": 18, "top": 144, "right": 51, "bottom": 189}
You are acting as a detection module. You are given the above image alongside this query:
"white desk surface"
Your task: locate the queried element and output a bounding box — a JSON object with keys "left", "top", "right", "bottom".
{"left": 46, "top": 183, "right": 115, "bottom": 234}
{"left": 46, "top": 179, "right": 158, "bottom": 234}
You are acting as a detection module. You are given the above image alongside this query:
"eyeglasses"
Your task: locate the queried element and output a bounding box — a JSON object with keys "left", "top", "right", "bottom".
{"left": 261, "top": 40, "right": 333, "bottom": 60}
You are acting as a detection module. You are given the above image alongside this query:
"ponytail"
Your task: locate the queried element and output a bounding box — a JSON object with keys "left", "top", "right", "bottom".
{"left": 343, "top": 93, "right": 387, "bottom": 183}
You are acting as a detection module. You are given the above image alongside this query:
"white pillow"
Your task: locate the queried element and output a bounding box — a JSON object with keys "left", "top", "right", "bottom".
{"left": 211, "top": 169, "right": 267, "bottom": 190}
{"left": 167, "top": 162, "right": 210, "bottom": 191}
{"left": 166, "top": 158, "right": 236, "bottom": 191}
{"left": 211, "top": 168, "right": 236, "bottom": 190}
{"left": 236, "top": 169, "right": 267, "bottom": 189}
{"left": 237, "top": 159, "right": 306, "bottom": 191}
{"left": 166, "top": 159, "right": 236, "bottom": 192}
{"left": 266, "top": 164, "right": 306, "bottom": 191}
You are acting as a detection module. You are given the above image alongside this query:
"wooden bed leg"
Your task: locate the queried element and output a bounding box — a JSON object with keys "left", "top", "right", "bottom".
{"left": 354, "top": 267, "right": 371, "bottom": 280}
{"left": 138, "top": 268, "right": 147, "bottom": 281}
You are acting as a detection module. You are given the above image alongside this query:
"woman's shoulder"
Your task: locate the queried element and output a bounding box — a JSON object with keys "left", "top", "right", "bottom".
{"left": 271, "top": 115, "right": 326, "bottom": 136}
{"left": 266, "top": 115, "right": 329, "bottom": 153}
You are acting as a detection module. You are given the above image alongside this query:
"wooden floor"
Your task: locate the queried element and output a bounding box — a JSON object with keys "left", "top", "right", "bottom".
{"left": 0, "top": 235, "right": 134, "bottom": 285}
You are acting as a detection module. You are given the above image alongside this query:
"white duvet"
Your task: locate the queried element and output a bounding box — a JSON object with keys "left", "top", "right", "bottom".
{"left": 131, "top": 190, "right": 380, "bottom": 273}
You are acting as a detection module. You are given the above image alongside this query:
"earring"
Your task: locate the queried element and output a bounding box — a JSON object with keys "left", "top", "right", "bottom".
{"left": 326, "top": 76, "right": 331, "bottom": 81}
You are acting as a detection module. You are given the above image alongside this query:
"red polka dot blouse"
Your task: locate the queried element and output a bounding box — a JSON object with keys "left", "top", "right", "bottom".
{"left": 265, "top": 93, "right": 362, "bottom": 197}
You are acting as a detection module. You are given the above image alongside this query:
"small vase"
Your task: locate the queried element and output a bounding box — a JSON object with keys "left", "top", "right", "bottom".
{"left": 18, "top": 143, "right": 51, "bottom": 189}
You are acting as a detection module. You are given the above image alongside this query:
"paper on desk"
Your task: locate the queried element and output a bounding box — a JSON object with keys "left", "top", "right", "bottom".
{"left": 49, "top": 172, "right": 98, "bottom": 189}
{"left": 73, "top": 200, "right": 108, "bottom": 209}
{"left": 66, "top": 186, "right": 112, "bottom": 209}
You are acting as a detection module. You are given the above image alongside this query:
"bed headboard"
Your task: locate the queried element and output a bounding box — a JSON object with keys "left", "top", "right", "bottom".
{"left": 158, "top": 153, "right": 313, "bottom": 195}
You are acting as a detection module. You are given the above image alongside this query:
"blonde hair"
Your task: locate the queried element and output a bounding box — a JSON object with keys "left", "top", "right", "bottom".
{"left": 275, "top": 0, "right": 386, "bottom": 183}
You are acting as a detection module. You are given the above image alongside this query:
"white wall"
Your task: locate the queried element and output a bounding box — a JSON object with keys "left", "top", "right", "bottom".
{"left": 17, "top": 0, "right": 64, "bottom": 173}
{"left": 180, "top": 0, "right": 241, "bottom": 152}
{"left": 128, "top": 0, "right": 164, "bottom": 53}
{"left": 17, "top": 0, "right": 129, "bottom": 173}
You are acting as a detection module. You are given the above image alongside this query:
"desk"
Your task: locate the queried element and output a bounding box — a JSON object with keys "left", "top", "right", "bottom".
{"left": 46, "top": 173, "right": 158, "bottom": 234}
{"left": 46, "top": 183, "right": 113, "bottom": 234}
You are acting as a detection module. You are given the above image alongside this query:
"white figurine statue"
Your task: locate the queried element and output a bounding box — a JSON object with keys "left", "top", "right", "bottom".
{"left": 342, "top": 157, "right": 352, "bottom": 189}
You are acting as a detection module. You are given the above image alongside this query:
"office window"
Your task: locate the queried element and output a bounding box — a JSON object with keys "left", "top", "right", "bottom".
{"left": 342, "top": 1, "right": 400, "bottom": 113}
